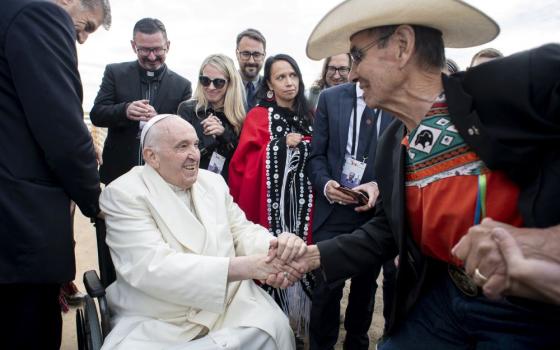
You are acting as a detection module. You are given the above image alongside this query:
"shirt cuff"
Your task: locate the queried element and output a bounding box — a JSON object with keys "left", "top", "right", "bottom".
{"left": 324, "top": 180, "right": 335, "bottom": 204}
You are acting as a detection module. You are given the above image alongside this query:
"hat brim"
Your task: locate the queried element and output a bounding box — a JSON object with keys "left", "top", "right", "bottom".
{"left": 306, "top": 0, "right": 500, "bottom": 60}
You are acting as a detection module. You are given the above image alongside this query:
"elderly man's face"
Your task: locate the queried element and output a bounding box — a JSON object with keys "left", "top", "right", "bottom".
{"left": 150, "top": 119, "right": 200, "bottom": 190}
{"left": 348, "top": 30, "right": 400, "bottom": 109}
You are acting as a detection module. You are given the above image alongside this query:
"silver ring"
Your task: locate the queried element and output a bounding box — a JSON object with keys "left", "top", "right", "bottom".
{"left": 474, "top": 268, "right": 488, "bottom": 283}
{"left": 338, "top": 201, "right": 343, "bottom": 205}
{"left": 283, "top": 271, "right": 289, "bottom": 279}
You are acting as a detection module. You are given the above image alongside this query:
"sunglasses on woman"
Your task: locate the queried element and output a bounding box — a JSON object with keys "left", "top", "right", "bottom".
{"left": 199, "top": 76, "right": 228, "bottom": 89}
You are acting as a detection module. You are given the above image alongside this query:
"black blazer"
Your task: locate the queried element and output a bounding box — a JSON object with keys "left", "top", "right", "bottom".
{"left": 308, "top": 83, "right": 393, "bottom": 237}
{"left": 90, "top": 61, "right": 192, "bottom": 184}
{"left": 177, "top": 100, "right": 239, "bottom": 182}
{"left": 318, "top": 44, "right": 560, "bottom": 334}
{"left": 0, "top": 0, "right": 101, "bottom": 284}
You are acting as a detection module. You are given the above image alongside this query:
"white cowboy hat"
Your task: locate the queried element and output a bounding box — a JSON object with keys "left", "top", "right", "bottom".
{"left": 306, "top": 0, "right": 499, "bottom": 60}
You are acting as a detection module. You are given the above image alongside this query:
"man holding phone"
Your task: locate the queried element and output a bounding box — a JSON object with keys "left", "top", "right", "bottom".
{"left": 307, "top": 82, "right": 394, "bottom": 349}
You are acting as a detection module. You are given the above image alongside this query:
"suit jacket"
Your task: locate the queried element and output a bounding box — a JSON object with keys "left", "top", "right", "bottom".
{"left": 100, "top": 166, "right": 294, "bottom": 350}
{"left": 308, "top": 83, "right": 393, "bottom": 238}
{"left": 318, "top": 44, "right": 560, "bottom": 334}
{"left": 90, "top": 61, "right": 192, "bottom": 184}
{"left": 0, "top": 0, "right": 100, "bottom": 284}
{"left": 244, "top": 75, "right": 263, "bottom": 111}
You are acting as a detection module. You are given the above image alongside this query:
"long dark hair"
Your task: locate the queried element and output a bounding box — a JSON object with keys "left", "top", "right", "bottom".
{"left": 257, "top": 54, "right": 313, "bottom": 121}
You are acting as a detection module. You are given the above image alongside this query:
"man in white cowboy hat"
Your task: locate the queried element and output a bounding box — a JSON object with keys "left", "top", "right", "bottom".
{"left": 295, "top": 0, "right": 560, "bottom": 348}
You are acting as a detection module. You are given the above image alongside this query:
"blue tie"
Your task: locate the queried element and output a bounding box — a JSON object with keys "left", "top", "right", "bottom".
{"left": 356, "top": 108, "right": 378, "bottom": 161}
{"left": 246, "top": 82, "right": 256, "bottom": 110}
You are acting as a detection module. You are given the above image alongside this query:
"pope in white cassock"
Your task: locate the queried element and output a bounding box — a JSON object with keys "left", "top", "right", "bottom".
{"left": 99, "top": 114, "right": 298, "bottom": 350}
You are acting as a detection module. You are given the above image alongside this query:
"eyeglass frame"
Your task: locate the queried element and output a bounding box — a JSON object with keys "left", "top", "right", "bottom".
{"left": 237, "top": 50, "right": 266, "bottom": 61}
{"left": 199, "top": 76, "right": 229, "bottom": 89}
{"left": 326, "top": 65, "right": 351, "bottom": 76}
{"left": 349, "top": 31, "right": 395, "bottom": 64}
{"left": 134, "top": 45, "right": 168, "bottom": 57}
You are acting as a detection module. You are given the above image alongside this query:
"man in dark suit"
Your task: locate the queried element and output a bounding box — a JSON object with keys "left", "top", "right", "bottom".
{"left": 91, "top": 18, "right": 192, "bottom": 184}
{"left": 235, "top": 28, "right": 266, "bottom": 110}
{"left": 0, "top": 0, "right": 109, "bottom": 348}
{"left": 308, "top": 82, "right": 394, "bottom": 350}
{"left": 295, "top": 0, "right": 560, "bottom": 348}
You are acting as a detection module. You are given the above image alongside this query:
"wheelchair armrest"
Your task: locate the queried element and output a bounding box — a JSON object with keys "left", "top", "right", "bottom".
{"left": 83, "top": 270, "right": 106, "bottom": 298}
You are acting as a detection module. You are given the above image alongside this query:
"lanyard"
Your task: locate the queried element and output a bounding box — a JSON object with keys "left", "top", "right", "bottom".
{"left": 473, "top": 174, "right": 487, "bottom": 224}
{"left": 351, "top": 95, "right": 381, "bottom": 160}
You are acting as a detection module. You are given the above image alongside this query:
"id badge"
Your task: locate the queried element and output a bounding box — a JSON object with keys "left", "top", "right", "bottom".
{"left": 340, "top": 157, "right": 367, "bottom": 188}
{"left": 208, "top": 151, "right": 226, "bottom": 174}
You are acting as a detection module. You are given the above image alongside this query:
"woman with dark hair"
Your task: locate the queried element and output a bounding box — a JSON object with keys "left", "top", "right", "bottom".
{"left": 229, "top": 54, "right": 314, "bottom": 335}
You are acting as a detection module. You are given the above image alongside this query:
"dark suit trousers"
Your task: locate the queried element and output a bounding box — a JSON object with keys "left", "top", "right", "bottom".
{"left": 0, "top": 283, "right": 62, "bottom": 349}
{"left": 310, "top": 210, "right": 385, "bottom": 350}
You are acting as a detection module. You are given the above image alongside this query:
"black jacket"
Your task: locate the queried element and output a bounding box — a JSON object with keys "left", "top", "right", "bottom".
{"left": 318, "top": 44, "right": 560, "bottom": 333}
{"left": 177, "top": 100, "right": 239, "bottom": 182}
{"left": 90, "top": 61, "right": 191, "bottom": 184}
{"left": 0, "top": 0, "right": 101, "bottom": 283}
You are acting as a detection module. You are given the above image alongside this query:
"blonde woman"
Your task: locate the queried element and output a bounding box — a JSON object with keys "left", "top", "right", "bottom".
{"left": 177, "top": 54, "right": 245, "bottom": 182}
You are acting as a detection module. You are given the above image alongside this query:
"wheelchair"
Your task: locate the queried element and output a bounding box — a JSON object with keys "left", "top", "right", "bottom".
{"left": 76, "top": 218, "right": 116, "bottom": 350}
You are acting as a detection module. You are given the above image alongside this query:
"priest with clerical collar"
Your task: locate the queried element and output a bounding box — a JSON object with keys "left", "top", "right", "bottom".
{"left": 90, "top": 18, "right": 192, "bottom": 186}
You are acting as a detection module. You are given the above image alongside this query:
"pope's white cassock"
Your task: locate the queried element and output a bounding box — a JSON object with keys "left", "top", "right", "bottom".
{"left": 99, "top": 165, "right": 295, "bottom": 350}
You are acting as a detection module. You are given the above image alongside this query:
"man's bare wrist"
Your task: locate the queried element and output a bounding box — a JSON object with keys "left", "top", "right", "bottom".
{"left": 306, "top": 245, "right": 321, "bottom": 271}
{"left": 515, "top": 226, "right": 560, "bottom": 263}
{"left": 228, "top": 256, "right": 252, "bottom": 282}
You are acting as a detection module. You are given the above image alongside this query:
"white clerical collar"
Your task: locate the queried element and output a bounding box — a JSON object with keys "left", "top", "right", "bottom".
{"left": 167, "top": 182, "right": 189, "bottom": 193}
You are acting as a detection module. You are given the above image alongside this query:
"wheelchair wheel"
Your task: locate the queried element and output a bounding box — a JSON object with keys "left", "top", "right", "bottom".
{"left": 84, "top": 295, "right": 103, "bottom": 350}
{"left": 76, "top": 308, "right": 87, "bottom": 350}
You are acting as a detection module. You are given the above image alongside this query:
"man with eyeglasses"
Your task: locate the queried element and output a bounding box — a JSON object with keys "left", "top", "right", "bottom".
{"left": 1, "top": 0, "right": 110, "bottom": 348}
{"left": 235, "top": 28, "right": 266, "bottom": 110}
{"left": 91, "top": 17, "right": 191, "bottom": 185}
{"left": 307, "top": 53, "right": 352, "bottom": 109}
{"left": 308, "top": 66, "right": 395, "bottom": 349}
{"left": 291, "top": 0, "right": 560, "bottom": 348}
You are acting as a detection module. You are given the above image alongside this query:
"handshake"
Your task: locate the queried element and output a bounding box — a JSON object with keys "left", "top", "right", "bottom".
{"left": 229, "top": 233, "right": 321, "bottom": 288}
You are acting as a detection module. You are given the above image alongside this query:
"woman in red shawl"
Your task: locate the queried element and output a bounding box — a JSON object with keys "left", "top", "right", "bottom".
{"left": 229, "top": 54, "right": 314, "bottom": 336}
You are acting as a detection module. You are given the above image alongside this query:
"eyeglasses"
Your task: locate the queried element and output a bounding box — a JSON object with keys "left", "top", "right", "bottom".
{"left": 136, "top": 46, "right": 167, "bottom": 56}
{"left": 326, "top": 66, "right": 351, "bottom": 75}
{"left": 349, "top": 32, "right": 394, "bottom": 64}
{"left": 237, "top": 50, "right": 265, "bottom": 61}
{"left": 199, "top": 76, "right": 228, "bottom": 89}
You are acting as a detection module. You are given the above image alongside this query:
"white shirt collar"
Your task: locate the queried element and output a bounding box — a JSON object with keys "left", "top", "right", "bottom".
{"left": 355, "top": 84, "right": 364, "bottom": 100}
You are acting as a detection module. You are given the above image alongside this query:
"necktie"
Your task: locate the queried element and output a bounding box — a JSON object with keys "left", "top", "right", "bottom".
{"left": 246, "top": 82, "right": 256, "bottom": 110}
{"left": 356, "top": 108, "right": 378, "bottom": 161}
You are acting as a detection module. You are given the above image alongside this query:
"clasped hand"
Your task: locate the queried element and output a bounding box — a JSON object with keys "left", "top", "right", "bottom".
{"left": 261, "top": 232, "right": 308, "bottom": 289}
{"left": 452, "top": 218, "right": 560, "bottom": 304}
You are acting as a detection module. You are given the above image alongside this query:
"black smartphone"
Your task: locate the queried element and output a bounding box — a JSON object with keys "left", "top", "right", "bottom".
{"left": 338, "top": 186, "right": 369, "bottom": 205}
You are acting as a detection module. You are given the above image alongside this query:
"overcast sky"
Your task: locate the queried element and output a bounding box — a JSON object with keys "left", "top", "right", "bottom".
{"left": 77, "top": 0, "right": 559, "bottom": 111}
